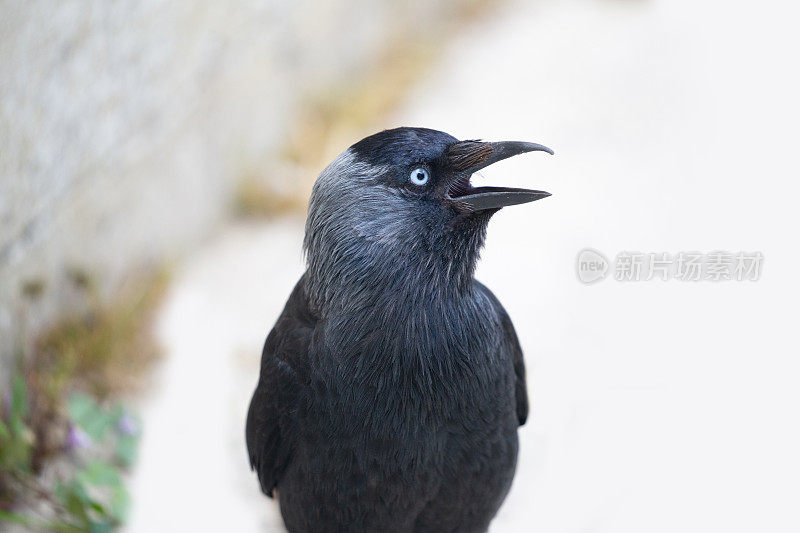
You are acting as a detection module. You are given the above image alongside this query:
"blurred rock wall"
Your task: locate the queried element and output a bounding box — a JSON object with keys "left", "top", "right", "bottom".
{"left": 0, "top": 0, "right": 476, "bottom": 380}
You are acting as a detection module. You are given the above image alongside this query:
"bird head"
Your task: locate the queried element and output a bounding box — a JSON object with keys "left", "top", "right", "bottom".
{"left": 303, "top": 127, "right": 552, "bottom": 311}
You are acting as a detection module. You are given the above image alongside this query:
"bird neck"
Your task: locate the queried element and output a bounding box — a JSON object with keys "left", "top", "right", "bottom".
{"left": 304, "top": 226, "right": 487, "bottom": 317}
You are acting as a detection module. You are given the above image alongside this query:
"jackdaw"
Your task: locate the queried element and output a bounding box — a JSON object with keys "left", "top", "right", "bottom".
{"left": 246, "top": 127, "right": 552, "bottom": 532}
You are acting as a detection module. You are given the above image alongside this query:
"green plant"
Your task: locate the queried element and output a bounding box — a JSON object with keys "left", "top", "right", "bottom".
{"left": 52, "top": 392, "right": 138, "bottom": 531}
{"left": 0, "top": 375, "right": 36, "bottom": 498}
{"left": 0, "top": 379, "right": 140, "bottom": 532}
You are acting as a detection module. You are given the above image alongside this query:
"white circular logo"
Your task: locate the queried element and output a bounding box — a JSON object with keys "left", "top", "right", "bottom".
{"left": 576, "top": 248, "right": 609, "bottom": 284}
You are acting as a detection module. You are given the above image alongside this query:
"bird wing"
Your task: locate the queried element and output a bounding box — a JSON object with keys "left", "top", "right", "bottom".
{"left": 246, "top": 275, "right": 316, "bottom": 497}
{"left": 475, "top": 281, "right": 529, "bottom": 425}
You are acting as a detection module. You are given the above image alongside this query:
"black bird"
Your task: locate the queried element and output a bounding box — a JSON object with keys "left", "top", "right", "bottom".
{"left": 246, "top": 127, "right": 552, "bottom": 532}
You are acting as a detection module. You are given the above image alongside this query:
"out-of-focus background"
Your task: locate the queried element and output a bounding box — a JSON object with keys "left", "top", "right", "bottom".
{"left": 2, "top": 0, "right": 799, "bottom": 531}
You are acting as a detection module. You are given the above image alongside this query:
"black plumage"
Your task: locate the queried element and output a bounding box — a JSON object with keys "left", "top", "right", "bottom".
{"left": 247, "top": 127, "right": 551, "bottom": 532}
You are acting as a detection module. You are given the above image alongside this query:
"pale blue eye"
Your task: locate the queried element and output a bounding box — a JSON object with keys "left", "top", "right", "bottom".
{"left": 409, "top": 167, "right": 430, "bottom": 186}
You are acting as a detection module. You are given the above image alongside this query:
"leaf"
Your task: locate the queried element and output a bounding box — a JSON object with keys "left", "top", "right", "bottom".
{"left": 89, "top": 520, "right": 114, "bottom": 533}
{"left": 11, "top": 375, "right": 29, "bottom": 420}
{"left": 62, "top": 488, "right": 91, "bottom": 528}
{"left": 0, "top": 413, "right": 32, "bottom": 471}
{"left": 9, "top": 416, "right": 28, "bottom": 440}
{"left": 67, "top": 393, "right": 96, "bottom": 425}
{"left": 89, "top": 502, "right": 107, "bottom": 514}
{"left": 115, "top": 434, "right": 139, "bottom": 467}
{"left": 0, "top": 509, "right": 35, "bottom": 526}
{"left": 78, "top": 460, "right": 121, "bottom": 487}
{"left": 110, "top": 485, "right": 131, "bottom": 523}
{"left": 68, "top": 393, "right": 113, "bottom": 441}
{"left": 57, "top": 478, "right": 117, "bottom": 531}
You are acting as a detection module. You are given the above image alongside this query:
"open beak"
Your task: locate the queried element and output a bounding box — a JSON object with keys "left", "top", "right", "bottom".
{"left": 444, "top": 140, "right": 553, "bottom": 211}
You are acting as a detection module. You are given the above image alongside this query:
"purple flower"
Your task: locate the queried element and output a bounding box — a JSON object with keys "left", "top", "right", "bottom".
{"left": 117, "top": 414, "right": 139, "bottom": 436}
{"left": 65, "top": 423, "right": 92, "bottom": 450}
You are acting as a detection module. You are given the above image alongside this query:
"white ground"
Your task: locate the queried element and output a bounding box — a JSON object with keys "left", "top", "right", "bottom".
{"left": 127, "top": 0, "right": 800, "bottom": 531}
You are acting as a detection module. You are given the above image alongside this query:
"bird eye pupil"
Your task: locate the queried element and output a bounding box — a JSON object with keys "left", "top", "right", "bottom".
{"left": 409, "top": 167, "right": 429, "bottom": 186}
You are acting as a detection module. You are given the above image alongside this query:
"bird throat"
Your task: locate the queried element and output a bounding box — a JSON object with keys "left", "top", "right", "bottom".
{"left": 304, "top": 219, "right": 488, "bottom": 317}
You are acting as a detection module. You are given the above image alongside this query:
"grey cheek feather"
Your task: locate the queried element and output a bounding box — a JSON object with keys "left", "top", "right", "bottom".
{"left": 303, "top": 149, "right": 487, "bottom": 314}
